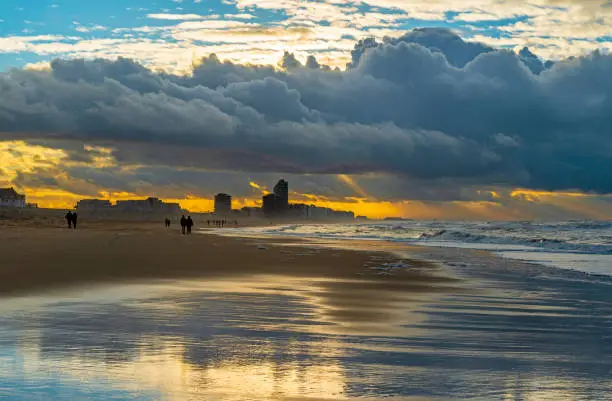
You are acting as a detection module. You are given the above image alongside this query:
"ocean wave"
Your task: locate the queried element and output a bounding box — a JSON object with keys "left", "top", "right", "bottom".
{"left": 414, "top": 228, "right": 612, "bottom": 254}
{"left": 226, "top": 220, "right": 612, "bottom": 276}
{"left": 255, "top": 221, "right": 612, "bottom": 255}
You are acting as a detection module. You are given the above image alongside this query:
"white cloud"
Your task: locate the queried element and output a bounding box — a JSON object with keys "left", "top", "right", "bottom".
{"left": 147, "top": 13, "right": 208, "bottom": 20}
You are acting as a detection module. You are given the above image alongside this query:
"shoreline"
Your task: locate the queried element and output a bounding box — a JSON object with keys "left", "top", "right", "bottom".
{"left": 0, "top": 220, "right": 461, "bottom": 293}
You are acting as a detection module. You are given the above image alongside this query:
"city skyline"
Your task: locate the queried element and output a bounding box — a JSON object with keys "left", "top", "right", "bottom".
{"left": 65, "top": 179, "right": 357, "bottom": 220}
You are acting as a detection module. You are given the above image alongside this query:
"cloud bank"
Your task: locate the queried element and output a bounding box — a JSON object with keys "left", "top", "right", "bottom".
{"left": 1, "top": 28, "right": 612, "bottom": 201}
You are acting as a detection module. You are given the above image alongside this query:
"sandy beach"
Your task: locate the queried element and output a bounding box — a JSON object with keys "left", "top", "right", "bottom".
{"left": 0, "top": 220, "right": 457, "bottom": 292}
{"left": 1, "top": 217, "right": 612, "bottom": 400}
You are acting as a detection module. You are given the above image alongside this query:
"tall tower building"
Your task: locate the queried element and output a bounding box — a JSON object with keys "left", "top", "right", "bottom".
{"left": 214, "top": 193, "right": 232, "bottom": 214}
{"left": 273, "top": 179, "right": 289, "bottom": 209}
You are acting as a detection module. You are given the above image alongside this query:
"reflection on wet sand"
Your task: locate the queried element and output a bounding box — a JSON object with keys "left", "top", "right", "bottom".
{"left": 0, "top": 275, "right": 453, "bottom": 400}
{"left": 11, "top": 334, "right": 349, "bottom": 400}
{"left": 1, "top": 263, "right": 612, "bottom": 400}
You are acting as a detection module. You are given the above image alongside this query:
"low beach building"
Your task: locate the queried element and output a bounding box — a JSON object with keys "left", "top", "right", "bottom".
{"left": 241, "top": 206, "right": 263, "bottom": 218}
{"left": 297, "top": 204, "right": 355, "bottom": 220}
{"left": 76, "top": 199, "right": 113, "bottom": 212}
{"left": 0, "top": 187, "right": 26, "bottom": 208}
{"left": 116, "top": 197, "right": 181, "bottom": 214}
{"left": 76, "top": 197, "right": 182, "bottom": 215}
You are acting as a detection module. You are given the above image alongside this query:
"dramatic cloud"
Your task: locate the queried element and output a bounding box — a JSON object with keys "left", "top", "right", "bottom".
{"left": 2, "top": 28, "right": 612, "bottom": 216}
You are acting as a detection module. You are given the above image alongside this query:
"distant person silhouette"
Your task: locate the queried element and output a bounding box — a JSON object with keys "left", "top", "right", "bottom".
{"left": 180, "top": 215, "right": 187, "bottom": 235}
{"left": 65, "top": 211, "right": 73, "bottom": 229}
{"left": 186, "top": 216, "right": 194, "bottom": 234}
{"left": 72, "top": 212, "right": 78, "bottom": 229}
{"left": 164, "top": 218, "right": 171, "bottom": 228}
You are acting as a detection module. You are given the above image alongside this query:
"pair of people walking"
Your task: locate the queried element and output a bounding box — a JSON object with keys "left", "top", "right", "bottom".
{"left": 65, "top": 211, "right": 78, "bottom": 229}
{"left": 180, "top": 215, "right": 194, "bottom": 235}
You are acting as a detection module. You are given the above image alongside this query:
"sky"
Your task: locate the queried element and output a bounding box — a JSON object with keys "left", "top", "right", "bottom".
{"left": 1, "top": 0, "right": 612, "bottom": 219}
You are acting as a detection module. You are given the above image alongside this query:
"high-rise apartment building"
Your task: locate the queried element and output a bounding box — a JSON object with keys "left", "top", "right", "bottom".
{"left": 273, "top": 179, "right": 288, "bottom": 209}
{"left": 214, "top": 193, "right": 232, "bottom": 214}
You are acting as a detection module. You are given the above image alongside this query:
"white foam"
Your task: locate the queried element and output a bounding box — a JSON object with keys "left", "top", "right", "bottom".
{"left": 218, "top": 221, "right": 612, "bottom": 276}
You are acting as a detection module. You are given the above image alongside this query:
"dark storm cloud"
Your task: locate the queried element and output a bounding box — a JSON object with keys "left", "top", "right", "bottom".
{"left": 2, "top": 28, "right": 612, "bottom": 194}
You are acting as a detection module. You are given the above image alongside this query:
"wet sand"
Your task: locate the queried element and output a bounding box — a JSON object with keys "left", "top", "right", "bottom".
{"left": 0, "top": 221, "right": 461, "bottom": 334}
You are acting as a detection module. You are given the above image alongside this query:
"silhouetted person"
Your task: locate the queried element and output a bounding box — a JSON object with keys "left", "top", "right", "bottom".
{"left": 180, "top": 215, "right": 187, "bottom": 235}
{"left": 65, "top": 211, "right": 73, "bottom": 229}
{"left": 164, "top": 218, "right": 171, "bottom": 228}
{"left": 72, "top": 212, "right": 78, "bottom": 229}
{"left": 186, "top": 216, "right": 194, "bottom": 234}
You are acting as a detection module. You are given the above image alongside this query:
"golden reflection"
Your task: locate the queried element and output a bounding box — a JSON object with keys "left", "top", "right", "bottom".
{"left": 3, "top": 277, "right": 359, "bottom": 400}
{"left": 10, "top": 335, "right": 350, "bottom": 400}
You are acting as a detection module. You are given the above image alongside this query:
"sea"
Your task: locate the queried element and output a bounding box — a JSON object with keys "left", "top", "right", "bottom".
{"left": 1, "top": 220, "right": 611, "bottom": 400}
{"left": 224, "top": 220, "right": 612, "bottom": 276}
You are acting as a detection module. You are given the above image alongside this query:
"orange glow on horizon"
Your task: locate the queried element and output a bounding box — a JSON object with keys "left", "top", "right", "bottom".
{"left": 15, "top": 187, "right": 612, "bottom": 221}
{"left": 3, "top": 140, "right": 612, "bottom": 220}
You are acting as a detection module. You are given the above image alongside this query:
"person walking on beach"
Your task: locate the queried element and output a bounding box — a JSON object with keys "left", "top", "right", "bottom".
{"left": 186, "top": 216, "right": 194, "bottom": 234}
{"left": 65, "top": 211, "right": 73, "bottom": 229}
{"left": 72, "top": 212, "right": 78, "bottom": 229}
{"left": 180, "top": 215, "right": 187, "bottom": 235}
{"left": 164, "top": 218, "right": 171, "bottom": 228}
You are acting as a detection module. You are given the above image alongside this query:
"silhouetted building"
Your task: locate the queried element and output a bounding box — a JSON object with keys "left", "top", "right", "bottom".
{"left": 0, "top": 187, "right": 26, "bottom": 208}
{"left": 116, "top": 197, "right": 181, "bottom": 214}
{"left": 287, "top": 203, "right": 355, "bottom": 220}
{"left": 273, "top": 179, "right": 289, "bottom": 210}
{"left": 263, "top": 193, "right": 283, "bottom": 217}
{"left": 77, "top": 199, "right": 113, "bottom": 212}
{"left": 214, "top": 193, "right": 232, "bottom": 214}
{"left": 241, "top": 206, "right": 262, "bottom": 218}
